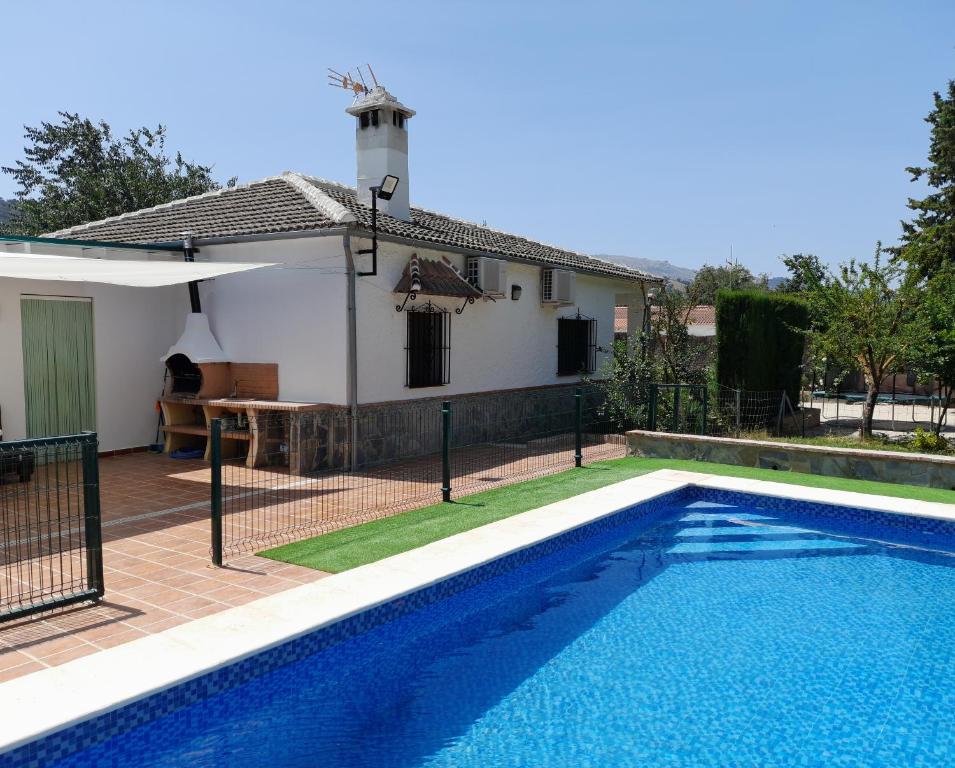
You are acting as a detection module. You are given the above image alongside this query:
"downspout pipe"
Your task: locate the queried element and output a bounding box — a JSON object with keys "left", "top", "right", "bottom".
{"left": 343, "top": 232, "right": 360, "bottom": 470}
{"left": 183, "top": 235, "right": 201, "bottom": 313}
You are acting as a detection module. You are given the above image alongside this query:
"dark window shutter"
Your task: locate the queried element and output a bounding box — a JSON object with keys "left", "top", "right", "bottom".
{"left": 557, "top": 316, "right": 596, "bottom": 375}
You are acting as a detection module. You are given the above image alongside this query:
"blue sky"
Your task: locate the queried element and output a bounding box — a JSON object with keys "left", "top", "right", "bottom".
{"left": 2, "top": 1, "right": 953, "bottom": 275}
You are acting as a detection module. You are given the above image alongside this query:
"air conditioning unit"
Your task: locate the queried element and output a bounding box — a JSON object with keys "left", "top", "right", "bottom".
{"left": 541, "top": 268, "right": 575, "bottom": 304}
{"left": 466, "top": 256, "right": 506, "bottom": 296}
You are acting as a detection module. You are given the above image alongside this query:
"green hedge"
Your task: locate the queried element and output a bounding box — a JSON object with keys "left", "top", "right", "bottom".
{"left": 715, "top": 290, "right": 809, "bottom": 403}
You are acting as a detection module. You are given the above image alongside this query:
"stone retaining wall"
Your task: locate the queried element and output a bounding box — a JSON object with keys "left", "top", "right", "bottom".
{"left": 626, "top": 429, "right": 955, "bottom": 490}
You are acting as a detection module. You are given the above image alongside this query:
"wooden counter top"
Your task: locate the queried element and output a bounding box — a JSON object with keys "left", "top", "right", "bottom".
{"left": 160, "top": 397, "right": 330, "bottom": 412}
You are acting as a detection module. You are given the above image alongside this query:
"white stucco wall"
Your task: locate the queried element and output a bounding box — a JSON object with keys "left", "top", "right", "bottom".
{"left": 0, "top": 236, "right": 649, "bottom": 449}
{"left": 198, "top": 237, "right": 349, "bottom": 404}
{"left": 194, "top": 235, "right": 647, "bottom": 405}
{"left": 352, "top": 241, "right": 641, "bottom": 404}
{"left": 0, "top": 278, "right": 188, "bottom": 451}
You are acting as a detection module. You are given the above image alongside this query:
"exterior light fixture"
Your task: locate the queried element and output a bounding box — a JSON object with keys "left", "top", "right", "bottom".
{"left": 511, "top": 284, "right": 522, "bottom": 301}
{"left": 377, "top": 174, "right": 400, "bottom": 201}
{"left": 357, "top": 175, "right": 401, "bottom": 277}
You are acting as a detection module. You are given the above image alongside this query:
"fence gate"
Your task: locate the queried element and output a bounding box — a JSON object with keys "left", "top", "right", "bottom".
{"left": 0, "top": 433, "right": 105, "bottom": 622}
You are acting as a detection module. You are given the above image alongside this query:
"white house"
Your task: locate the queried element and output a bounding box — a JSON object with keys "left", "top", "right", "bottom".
{"left": 0, "top": 85, "right": 660, "bottom": 456}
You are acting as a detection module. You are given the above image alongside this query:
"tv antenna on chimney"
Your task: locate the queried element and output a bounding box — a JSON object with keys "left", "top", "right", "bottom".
{"left": 327, "top": 65, "right": 379, "bottom": 97}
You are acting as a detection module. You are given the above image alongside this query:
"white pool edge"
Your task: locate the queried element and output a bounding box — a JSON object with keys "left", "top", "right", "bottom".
{"left": 2, "top": 468, "right": 954, "bottom": 754}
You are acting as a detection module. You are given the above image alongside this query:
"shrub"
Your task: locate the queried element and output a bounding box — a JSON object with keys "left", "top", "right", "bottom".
{"left": 910, "top": 427, "right": 951, "bottom": 454}
{"left": 715, "top": 289, "right": 809, "bottom": 405}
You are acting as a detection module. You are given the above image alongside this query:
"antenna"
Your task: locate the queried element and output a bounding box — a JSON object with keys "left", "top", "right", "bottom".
{"left": 327, "top": 64, "right": 379, "bottom": 97}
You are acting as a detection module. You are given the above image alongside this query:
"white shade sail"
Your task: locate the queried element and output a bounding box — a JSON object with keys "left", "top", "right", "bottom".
{"left": 0, "top": 252, "right": 275, "bottom": 287}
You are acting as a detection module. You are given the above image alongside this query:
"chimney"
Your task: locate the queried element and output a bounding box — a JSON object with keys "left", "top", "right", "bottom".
{"left": 346, "top": 86, "right": 415, "bottom": 221}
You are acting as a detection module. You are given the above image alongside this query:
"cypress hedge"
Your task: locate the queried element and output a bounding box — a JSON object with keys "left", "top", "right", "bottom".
{"left": 715, "top": 289, "right": 809, "bottom": 404}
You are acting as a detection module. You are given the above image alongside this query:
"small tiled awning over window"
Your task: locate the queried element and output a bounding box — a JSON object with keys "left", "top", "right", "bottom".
{"left": 394, "top": 254, "right": 482, "bottom": 299}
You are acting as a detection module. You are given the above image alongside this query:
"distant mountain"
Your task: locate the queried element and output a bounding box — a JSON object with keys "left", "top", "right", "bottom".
{"left": 766, "top": 276, "right": 786, "bottom": 290}
{"left": 594, "top": 254, "right": 697, "bottom": 286}
{"left": 596, "top": 254, "right": 787, "bottom": 293}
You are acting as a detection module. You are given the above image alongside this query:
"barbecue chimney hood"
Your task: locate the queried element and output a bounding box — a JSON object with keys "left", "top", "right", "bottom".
{"left": 162, "top": 313, "right": 228, "bottom": 364}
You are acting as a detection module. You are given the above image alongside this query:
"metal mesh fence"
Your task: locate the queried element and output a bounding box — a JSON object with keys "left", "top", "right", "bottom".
{"left": 646, "top": 384, "right": 801, "bottom": 437}
{"left": 0, "top": 433, "right": 104, "bottom": 622}
{"left": 216, "top": 386, "right": 625, "bottom": 559}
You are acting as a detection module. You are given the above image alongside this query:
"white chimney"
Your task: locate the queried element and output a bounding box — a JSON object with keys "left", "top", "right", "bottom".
{"left": 346, "top": 86, "right": 415, "bottom": 221}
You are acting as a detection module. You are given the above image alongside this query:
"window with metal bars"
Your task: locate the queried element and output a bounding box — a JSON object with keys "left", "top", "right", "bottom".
{"left": 406, "top": 306, "right": 450, "bottom": 387}
{"left": 557, "top": 314, "right": 597, "bottom": 375}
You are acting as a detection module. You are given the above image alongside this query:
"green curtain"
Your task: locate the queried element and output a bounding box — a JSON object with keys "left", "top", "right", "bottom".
{"left": 20, "top": 298, "right": 96, "bottom": 438}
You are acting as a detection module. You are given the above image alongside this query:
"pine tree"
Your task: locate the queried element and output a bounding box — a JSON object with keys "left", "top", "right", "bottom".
{"left": 897, "top": 81, "right": 955, "bottom": 276}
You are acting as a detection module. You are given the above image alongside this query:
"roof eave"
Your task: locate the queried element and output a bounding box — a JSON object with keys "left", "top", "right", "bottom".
{"left": 351, "top": 227, "right": 659, "bottom": 284}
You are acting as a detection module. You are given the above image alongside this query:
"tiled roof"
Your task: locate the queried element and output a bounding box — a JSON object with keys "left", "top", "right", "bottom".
{"left": 47, "top": 177, "right": 334, "bottom": 243}
{"left": 650, "top": 304, "right": 716, "bottom": 326}
{"left": 616, "top": 304, "right": 717, "bottom": 333}
{"left": 614, "top": 306, "right": 628, "bottom": 333}
{"left": 394, "top": 255, "right": 482, "bottom": 298}
{"left": 49, "top": 172, "right": 659, "bottom": 283}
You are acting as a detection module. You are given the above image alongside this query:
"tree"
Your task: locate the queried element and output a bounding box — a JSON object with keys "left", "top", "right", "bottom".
{"left": 714, "top": 289, "right": 808, "bottom": 407}
{"left": 909, "top": 264, "right": 955, "bottom": 436}
{"left": 894, "top": 80, "right": 955, "bottom": 277}
{"left": 796, "top": 245, "right": 921, "bottom": 439}
{"left": 688, "top": 262, "right": 768, "bottom": 304}
{"left": 597, "top": 286, "right": 710, "bottom": 431}
{"left": 1, "top": 112, "right": 234, "bottom": 235}
{"left": 650, "top": 285, "right": 711, "bottom": 385}
{"left": 776, "top": 253, "right": 826, "bottom": 294}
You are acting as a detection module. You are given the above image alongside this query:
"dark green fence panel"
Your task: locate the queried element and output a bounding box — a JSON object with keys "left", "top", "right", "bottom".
{"left": 1, "top": 432, "right": 104, "bottom": 622}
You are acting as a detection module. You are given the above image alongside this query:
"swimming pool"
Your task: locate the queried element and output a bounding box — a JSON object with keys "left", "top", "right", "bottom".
{"left": 7, "top": 480, "right": 955, "bottom": 767}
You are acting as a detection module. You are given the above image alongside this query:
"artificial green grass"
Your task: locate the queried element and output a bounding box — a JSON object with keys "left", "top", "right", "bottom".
{"left": 259, "top": 457, "right": 955, "bottom": 573}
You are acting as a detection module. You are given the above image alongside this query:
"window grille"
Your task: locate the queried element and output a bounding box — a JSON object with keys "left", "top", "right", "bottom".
{"left": 406, "top": 304, "right": 451, "bottom": 388}
{"left": 557, "top": 313, "right": 597, "bottom": 375}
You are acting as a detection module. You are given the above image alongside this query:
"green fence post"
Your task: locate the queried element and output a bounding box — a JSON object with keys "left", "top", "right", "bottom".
{"left": 441, "top": 401, "right": 452, "bottom": 502}
{"left": 574, "top": 387, "right": 583, "bottom": 467}
{"left": 648, "top": 384, "right": 658, "bottom": 431}
{"left": 673, "top": 386, "right": 682, "bottom": 432}
{"left": 701, "top": 387, "right": 709, "bottom": 436}
{"left": 81, "top": 433, "right": 105, "bottom": 598}
{"left": 210, "top": 419, "right": 223, "bottom": 567}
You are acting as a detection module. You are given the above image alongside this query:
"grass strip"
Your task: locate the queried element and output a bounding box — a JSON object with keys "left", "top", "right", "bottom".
{"left": 259, "top": 457, "right": 955, "bottom": 573}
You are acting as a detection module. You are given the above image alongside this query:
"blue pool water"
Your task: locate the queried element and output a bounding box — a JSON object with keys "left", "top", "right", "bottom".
{"left": 30, "top": 490, "right": 955, "bottom": 766}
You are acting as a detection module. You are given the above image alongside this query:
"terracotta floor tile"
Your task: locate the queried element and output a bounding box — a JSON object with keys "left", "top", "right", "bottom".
{"left": 1, "top": 443, "right": 625, "bottom": 682}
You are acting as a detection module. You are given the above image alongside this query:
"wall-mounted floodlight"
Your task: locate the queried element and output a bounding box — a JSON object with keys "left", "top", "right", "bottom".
{"left": 357, "top": 175, "right": 401, "bottom": 277}
{"left": 377, "top": 174, "right": 400, "bottom": 201}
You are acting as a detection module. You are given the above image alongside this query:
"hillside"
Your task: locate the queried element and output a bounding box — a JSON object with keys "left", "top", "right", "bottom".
{"left": 594, "top": 254, "right": 696, "bottom": 287}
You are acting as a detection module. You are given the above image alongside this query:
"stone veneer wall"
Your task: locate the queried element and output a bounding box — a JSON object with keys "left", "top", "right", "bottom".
{"left": 626, "top": 429, "right": 955, "bottom": 491}
{"left": 291, "top": 384, "right": 610, "bottom": 474}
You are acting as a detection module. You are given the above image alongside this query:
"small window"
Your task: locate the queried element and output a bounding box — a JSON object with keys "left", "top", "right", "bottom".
{"left": 557, "top": 314, "right": 597, "bottom": 375}
{"left": 407, "top": 307, "right": 450, "bottom": 388}
{"left": 370, "top": 109, "right": 380, "bottom": 127}
{"left": 360, "top": 112, "right": 370, "bottom": 129}
{"left": 392, "top": 110, "right": 398, "bottom": 126}
{"left": 398, "top": 112, "right": 405, "bottom": 128}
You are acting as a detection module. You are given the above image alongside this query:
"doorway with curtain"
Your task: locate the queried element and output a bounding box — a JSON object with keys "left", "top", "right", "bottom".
{"left": 20, "top": 296, "right": 96, "bottom": 438}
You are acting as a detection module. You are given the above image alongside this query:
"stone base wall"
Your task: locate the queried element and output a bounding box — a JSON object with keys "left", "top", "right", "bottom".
{"left": 626, "top": 429, "right": 955, "bottom": 491}
{"left": 289, "top": 384, "right": 609, "bottom": 474}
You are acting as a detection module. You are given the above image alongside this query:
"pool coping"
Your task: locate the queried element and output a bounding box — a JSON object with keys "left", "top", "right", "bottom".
{"left": 3, "top": 468, "right": 955, "bottom": 755}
